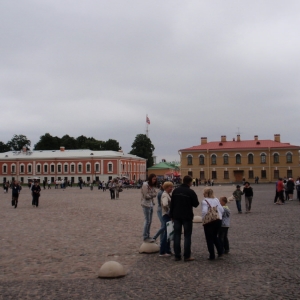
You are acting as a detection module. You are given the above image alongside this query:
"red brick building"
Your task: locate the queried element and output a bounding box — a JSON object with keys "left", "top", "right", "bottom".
{"left": 0, "top": 147, "right": 147, "bottom": 183}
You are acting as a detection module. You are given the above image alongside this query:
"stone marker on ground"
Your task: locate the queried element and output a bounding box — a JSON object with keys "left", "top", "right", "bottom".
{"left": 98, "top": 261, "right": 126, "bottom": 278}
{"left": 139, "top": 242, "right": 159, "bottom": 253}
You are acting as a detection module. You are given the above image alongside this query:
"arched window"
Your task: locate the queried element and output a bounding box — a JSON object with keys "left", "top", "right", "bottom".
{"left": 36, "top": 164, "right": 41, "bottom": 173}
{"left": 20, "top": 164, "right": 25, "bottom": 173}
{"left": 11, "top": 164, "right": 16, "bottom": 173}
{"left": 2, "top": 164, "right": 7, "bottom": 173}
{"left": 70, "top": 163, "right": 75, "bottom": 173}
{"left": 260, "top": 153, "right": 266, "bottom": 164}
{"left": 86, "top": 163, "right": 91, "bottom": 172}
{"left": 199, "top": 155, "right": 205, "bottom": 165}
{"left": 57, "top": 163, "right": 62, "bottom": 173}
{"left": 64, "top": 163, "right": 68, "bottom": 173}
{"left": 211, "top": 154, "right": 217, "bottom": 165}
{"left": 28, "top": 164, "right": 32, "bottom": 173}
{"left": 248, "top": 154, "right": 254, "bottom": 164}
{"left": 43, "top": 163, "right": 48, "bottom": 173}
{"left": 286, "top": 152, "right": 292, "bottom": 163}
{"left": 236, "top": 154, "right": 241, "bottom": 164}
{"left": 273, "top": 153, "right": 279, "bottom": 163}
{"left": 187, "top": 155, "right": 193, "bottom": 165}
{"left": 108, "top": 162, "right": 113, "bottom": 172}
{"left": 95, "top": 163, "right": 100, "bottom": 172}
{"left": 223, "top": 154, "right": 229, "bottom": 164}
{"left": 50, "top": 163, "right": 55, "bottom": 173}
{"left": 78, "top": 163, "right": 82, "bottom": 173}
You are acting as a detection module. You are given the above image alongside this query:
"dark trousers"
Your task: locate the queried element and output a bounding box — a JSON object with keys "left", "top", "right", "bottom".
{"left": 274, "top": 191, "right": 278, "bottom": 203}
{"left": 173, "top": 219, "right": 193, "bottom": 259}
{"left": 278, "top": 191, "right": 284, "bottom": 203}
{"left": 204, "top": 220, "right": 223, "bottom": 259}
{"left": 218, "top": 227, "right": 229, "bottom": 253}
{"left": 32, "top": 195, "right": 39, "bottom": 207}
{"left": 12, "top": 195, "right": 19, "bottom": 208}
{"left": 110, "top": 189, "right": 115, "bottom": 199}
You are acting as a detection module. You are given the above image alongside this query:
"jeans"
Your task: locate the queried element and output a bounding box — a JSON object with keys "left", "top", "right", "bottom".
{"left": 218, "top": 227, "right": 229, "bottom": 253}
{"left": 173, "top": 219, "right": 193, "bottom": 259}
{"left": 153, "top": 207, "right": 165, "bottom": 242}
{"left": 142, "top": 206, "right": 153, "bottom": 240}
{"left": 204, "top": 220, "right": 222, "bottom": 259}
{"left": 160, "top": 214, "right": 171, "bottom": 255}
{"left": 245, "top": 196, "right": 252, "bottom": 212}
{"left": 235, "top": 200, "right": 242, "bottom": 212}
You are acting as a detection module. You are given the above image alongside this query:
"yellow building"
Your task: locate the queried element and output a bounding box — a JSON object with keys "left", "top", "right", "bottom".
{"left": 179, "top": 134, "right": 300, "bottom": 183}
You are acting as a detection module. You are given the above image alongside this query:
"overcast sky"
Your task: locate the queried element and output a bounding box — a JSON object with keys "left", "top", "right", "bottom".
{"left": 1, "top": 0, "right": 300, "bottom": 162}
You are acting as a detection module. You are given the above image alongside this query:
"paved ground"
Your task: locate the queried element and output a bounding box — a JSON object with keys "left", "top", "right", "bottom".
{"left": 1, "top": 183, "right": 300, "bottom": 299}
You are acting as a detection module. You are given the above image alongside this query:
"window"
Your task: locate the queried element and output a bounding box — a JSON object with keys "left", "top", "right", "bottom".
{"left": 50, "top": 164, "right": 55, "bottom": 173}
{"left": 188, "top": 171, "right": 193, "bottom": 177}
{"left": 248, "top": 170, "right": 254, "bottom": 179}
{"left": 44, "top": 164, "right": 48, "bottom": 173}
{"left": 87, "top": 176, "right": 90, "bottom": 182}
{"left": 212, "top": 171, "right": 217, "bottom": 179}
{"left": 95, "top": 163, "right": 100, "bottom": 172}
{"left": 248, "top": 154, "right": 254, "bottom": 164}
{"left": 11, "top": 164, "right": 16, "bottom": 173}
{"left": 78, "top": 164, "right": 82, "bottom": 172}
{"left": 86, "top": 164, "right": 91, "bottom": 172}
{"left": 64, "top": 164, "right": 68, "bottom": 172}
{"left": 3, "top": 165, "right": 7, "bottom": 173}
{"left": 236, "top": 154, "right": 241, "bottom": 164}
{"left": 200, "top": 171, "right": 205, "bottom": 180}
{"left": 28, "top": 164, "right": 32, "bottom": 173}
{"left": 211, "top": 155, "right": 217, "bottom": 165}
{"left": 286, "top": 153, "right": 292, "bottom": 163}
{"left": 108, "top": 163, "right": 113, "bottom": 172}
{"left": 20, "top": 165, "right": 24, "bottom": 173}
{"left": 71, "top": 164, "right": 75, "bottom": 172}
{"left": 274, "top": 170, "right": 279, "bottom": 179}
{"left": 36, "top": 164, "right": 41, "bottom": 173}
{"left": 57, "top": 164, "right": 62, "bottom": 173}
{"left": 261, "top": 153, "right": 266, "bottom": 164}
{"left": 224, "top": 171, "right": 229, "bottom": 179}
{"left": 287, "top": 170, "right": 293, "bottom": 178}
{"left": 273, "top": 153, "right": 279, "bottom": 163}
{"left": 223, "top": 154, "right": 229, "bottom": 165}
{"left": 261, "top": 170, "right": 267, "bottom": 179}
{"left": 187, "top": 155, "right": 193, "bottom": 165}
{"left": 199, "top": 155, "right": 204, "bottom": 165}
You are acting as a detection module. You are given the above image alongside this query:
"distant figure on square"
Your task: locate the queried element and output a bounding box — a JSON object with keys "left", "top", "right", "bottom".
{"left": 233, "top": 185, "right": 243, "bottom": 213}
{"left": 243, "top": 182, "right": 253, "bottom": 213}
{"left": 218, "top": 196, "right": 230, "bottom": 254}
{"left": 141, "top": 174, "right": 157, "bottom": 243}
{"left": 32, "top": 181, "right": 41, "bottom": 207}
{"left": 169, "top": 175, "right": 199, "bottom": 262}
{"left": 276, "top": 178, "right": 285, "bottom": 205}
{"left": 12, "top": 180, "right": 21, "bottom": 209}
{"left": 47, "top": 179, "right": 51, "bottom": 189}
{"left": 286, "top": 178, "right": 295, "bottom": 201}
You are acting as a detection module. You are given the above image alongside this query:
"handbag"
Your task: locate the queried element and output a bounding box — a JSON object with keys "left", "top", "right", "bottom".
{"left": 202, "top": 199, "right": 220, "bottom": 225}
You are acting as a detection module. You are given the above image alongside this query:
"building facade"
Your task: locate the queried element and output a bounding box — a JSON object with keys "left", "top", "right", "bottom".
{"left": 0, "top": 147, "right": 147, "bottom": 183}
{"left": 179, "top": 134, "right": 300, "bottom": 183}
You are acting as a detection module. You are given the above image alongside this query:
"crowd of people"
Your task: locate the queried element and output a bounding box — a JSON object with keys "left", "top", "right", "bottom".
{"left": 141, "top": 174, "right": 231, "bottom": 261}
{"left": 273, "top": 177, "right": 300, "bottom": 205}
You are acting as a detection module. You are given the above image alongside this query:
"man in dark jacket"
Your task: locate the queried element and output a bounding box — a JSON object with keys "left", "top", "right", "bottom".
{"left": 243, "top": 182, "right": 253, "bottom": 213}
{"left": 169, "top": 175, "right": 199, "bottom": 261}
{"left": 12, "top": 180, "right": 22, "bottom": 208}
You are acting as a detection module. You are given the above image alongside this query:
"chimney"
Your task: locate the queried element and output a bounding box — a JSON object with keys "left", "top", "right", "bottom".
{"left": 274, "top": 134, "right": 280, "bottom": 142}
{"left": 237, "top": 135, "right": 241, "bottom": 142}
{"left": 201, "top": 137, "right": 207, "bottom": 145}
{"left": 22, "top": 146, "right": 27, "bottom": 153}
{"left": 60, "top": 146, "right": 65, "bottom": 152}
{"left": 221, "top": 135, "right": 227, "bottom": 142}
{"left": 254, "top": 135, "right": 258, "bottom": 141}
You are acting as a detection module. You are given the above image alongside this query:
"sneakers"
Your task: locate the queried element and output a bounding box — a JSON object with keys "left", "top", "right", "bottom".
{"left": 144, "top": 238, "right": 155, "bottom": 243}
{"left": 159, "top": 253, "right": 171, "bottom": 257}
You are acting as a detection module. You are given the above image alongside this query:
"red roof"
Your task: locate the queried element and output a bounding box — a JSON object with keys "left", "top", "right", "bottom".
{"left": 180, "top": 139, "right": 300, "bottom": 152}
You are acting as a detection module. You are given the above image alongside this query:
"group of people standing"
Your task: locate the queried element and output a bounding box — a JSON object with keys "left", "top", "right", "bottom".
{"left": 274, "top": 177, "right": 300, "bottom": 205}
{"left": 141, "top": 174, "right": 231, "bottom": 261}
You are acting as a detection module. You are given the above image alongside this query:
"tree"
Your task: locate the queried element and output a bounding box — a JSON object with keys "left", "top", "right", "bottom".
{"left": 0, "top": 141, "right": 10, "bottom": 153}
{"left": 34, "top": 133, "right": 60, "bottom": 150}
{"left": 60, "top": 135, "right": 77, "bottom": 149}
{"left": 129, "top": 134, "right": 155, "bottom": 168}
{"left": 7, "top": 134, "right": 31, "bottom": 151}
{"left": 103, "top": 139, "right": 121, "bottom": 151}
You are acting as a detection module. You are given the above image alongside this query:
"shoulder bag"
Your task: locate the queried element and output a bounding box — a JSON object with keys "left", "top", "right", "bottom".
{"left": 202, "top": 199, "right": 220, "bottom": 225}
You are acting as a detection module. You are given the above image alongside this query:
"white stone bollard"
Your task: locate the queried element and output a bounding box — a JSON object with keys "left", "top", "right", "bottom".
{"left": 139, "top": 242, "right": 159, "bottom": 253}
{"left": 98, "top": 261, "right": 126, "bottom": 278}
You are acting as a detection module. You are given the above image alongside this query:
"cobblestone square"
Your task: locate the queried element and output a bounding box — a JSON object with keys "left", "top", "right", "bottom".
{"left": 1, "top": 184, "right": 300, "bottom": 299}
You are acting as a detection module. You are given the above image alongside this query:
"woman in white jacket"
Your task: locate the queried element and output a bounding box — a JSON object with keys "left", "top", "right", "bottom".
{"left": 202, "top": 188, "right": 224, "bottom": 260}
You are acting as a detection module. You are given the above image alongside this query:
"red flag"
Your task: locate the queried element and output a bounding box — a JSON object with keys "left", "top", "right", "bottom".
{"left": 146, "top": 116, "right": 150, "bottom": 124}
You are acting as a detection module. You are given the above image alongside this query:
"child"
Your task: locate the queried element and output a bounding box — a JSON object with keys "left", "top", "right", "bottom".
{"left": 233, "top": 185, "right": 243, "bottom": 213}
{"left": 219, "top": 196, "right": 230, "bottom": 254}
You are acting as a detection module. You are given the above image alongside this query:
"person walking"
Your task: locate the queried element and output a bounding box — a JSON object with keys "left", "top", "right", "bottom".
{"left": 286, "top": 178, "right": 295, "bottom": 201}
{"left": 12, "top": 180, "right": 21, "bottom": 208}
{"left": 202, "top": 188, "right": 224, "bottom": 260}
{"left": 47, "top": 179, "right": 51, "bottom": 189}
{"left": 276, "top": 178, "right": 285, "bottom": 205}
{"left": 233, "top": 185, "right": 243, "bottom": 213}
{"left": 243, "top": 182, "right": 253, "bottom": 213}
{"left": 32, "top": 181, "right": 41, "bottom": 207}
{"left": 141, "top": 174, "right": 157, "bottom": 243}
{"left": 169, "top": 175, "right": 199, "bottom": 262}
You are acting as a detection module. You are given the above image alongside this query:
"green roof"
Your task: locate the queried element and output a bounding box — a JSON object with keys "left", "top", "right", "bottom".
{"left": 148, "top": 162, "right": 176, "bottom": 170}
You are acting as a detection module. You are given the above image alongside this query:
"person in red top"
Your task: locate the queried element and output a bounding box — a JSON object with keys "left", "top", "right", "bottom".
{"left": 276, "top": 178, "right": 285, "bottom": 205}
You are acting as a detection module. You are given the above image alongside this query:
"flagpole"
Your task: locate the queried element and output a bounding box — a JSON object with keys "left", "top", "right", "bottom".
{"left": 146, "top": 114, "right": 149, "bottom": 137}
